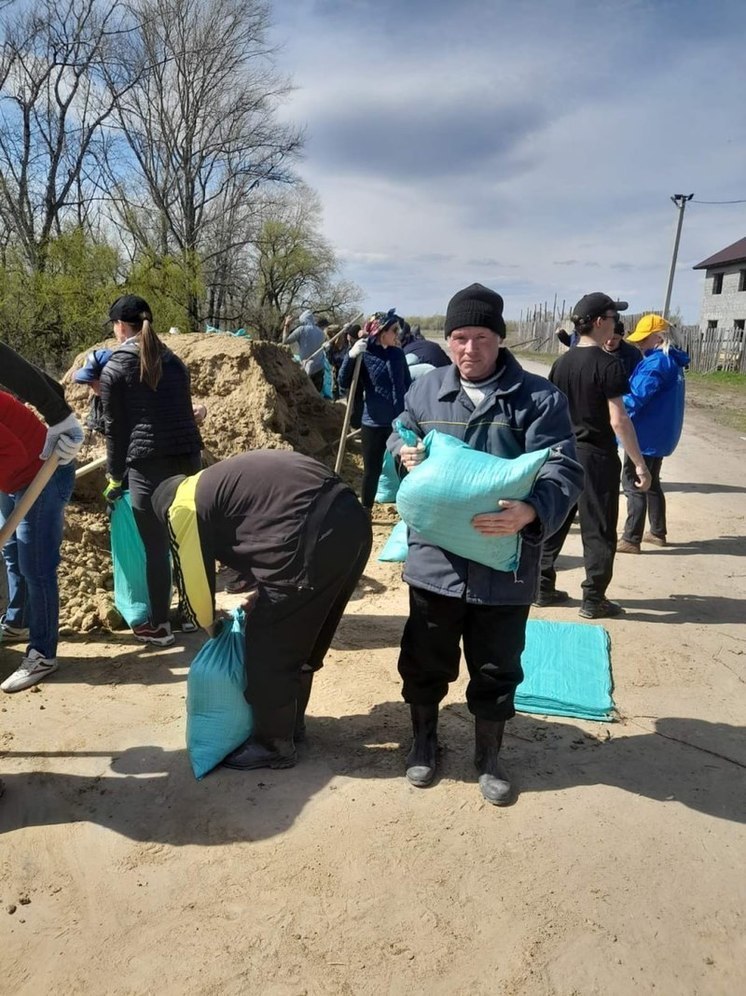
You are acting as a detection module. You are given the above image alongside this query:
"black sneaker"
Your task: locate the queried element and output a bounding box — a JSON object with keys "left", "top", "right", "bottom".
{"left": 578, "top": 599, "right": 625, "bottom": 620}
{"left": 533, "top": 589, "right": 570, "bottom": 607}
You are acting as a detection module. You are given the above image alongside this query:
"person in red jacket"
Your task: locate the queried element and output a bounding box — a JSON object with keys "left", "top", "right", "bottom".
{"left": 0, "top": 391, "right": 76, "bottom": 692}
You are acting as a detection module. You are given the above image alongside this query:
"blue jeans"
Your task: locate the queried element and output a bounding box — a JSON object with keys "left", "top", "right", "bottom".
{"left": 0, "top": 462, "right": 75, "bottom": 658}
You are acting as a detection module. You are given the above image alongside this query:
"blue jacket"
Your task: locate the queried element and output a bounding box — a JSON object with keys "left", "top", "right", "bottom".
{"left": 339, "top": 341, "right": 412, "bottom": 428}
{"left": 284, "top": 312, "right": 325, "bottom": 376}
{"left": 388, "top": 350, "right": 583, "bottom": 605}
{"left": 623, "top": 346, "right": 689, "bottom": 457}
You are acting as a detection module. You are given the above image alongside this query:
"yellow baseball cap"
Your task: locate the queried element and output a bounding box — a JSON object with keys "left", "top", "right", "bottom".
{"left": 627, "top": 314, "right": 670, "bottom": 342}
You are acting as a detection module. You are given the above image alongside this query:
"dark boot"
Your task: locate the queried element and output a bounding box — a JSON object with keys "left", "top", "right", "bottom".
{"left": 294, "top": 671, "right": 314, "bottom": 743}
{"left": 474, "top": 717, "right": 513, "bottom": 806}
{"left": 222, "top": 702, "right": 298, "bottom": 770}
{"left": 405, "top": 703, "right": 439, "bottom": 787}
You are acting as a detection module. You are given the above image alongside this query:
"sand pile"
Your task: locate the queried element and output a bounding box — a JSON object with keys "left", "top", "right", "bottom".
{"left": 57, "top": 335, "right": 358, "bottom": 631}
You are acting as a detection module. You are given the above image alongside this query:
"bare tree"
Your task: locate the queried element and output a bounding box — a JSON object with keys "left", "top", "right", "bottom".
{"left": 244, "top": 186, "right": 362, "bottom": 340}
{"left": 109, "top": 0, "right": 302, "bottom": 330}
{"left": 0, "top": 0, "right": 135, "bottom": 270}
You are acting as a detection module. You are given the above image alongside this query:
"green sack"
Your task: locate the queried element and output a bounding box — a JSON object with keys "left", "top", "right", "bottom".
{"left": 186, "top": 609, "right": 253, "bottom": 779}
{"left": 110, "top": 492, "right": 149, "bottom": 627}
{"left": 375, "top": 449, "right": 400, "bottom": 504}
{"left": 395, "top": 427, "right": 550, "bottom": 573}
{"left": 378, "top": 520, "right": 408, "bottom": 562}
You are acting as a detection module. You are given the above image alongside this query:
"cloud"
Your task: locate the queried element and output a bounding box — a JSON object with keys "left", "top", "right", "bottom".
{"left": 271, "top": 1, "right": 746, "bottom": 321}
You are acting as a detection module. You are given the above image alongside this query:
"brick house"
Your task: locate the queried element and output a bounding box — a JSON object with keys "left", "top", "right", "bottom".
{"left": 692, "top": 236, "right": 746, "bottom": 337}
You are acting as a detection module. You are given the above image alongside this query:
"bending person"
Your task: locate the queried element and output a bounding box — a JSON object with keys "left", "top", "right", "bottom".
{"left": 151, "top": 450, "right": 372, "bottom": 770}
{"left": 99, "top": 295, "right": 203, "bottom": 646}
{"left": 616, "top": 315, "right": 689, "bottom": 553}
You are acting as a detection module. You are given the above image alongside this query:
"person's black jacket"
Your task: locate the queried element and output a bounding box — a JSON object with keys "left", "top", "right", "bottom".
{"left": 0, "top": 341, "right": 71, "bottom": 425}
{"left": 403, "top": 338, "right": 451, "bottom": 369}
{"left": 100, "top": 341, "right": 202, "bottom": 480}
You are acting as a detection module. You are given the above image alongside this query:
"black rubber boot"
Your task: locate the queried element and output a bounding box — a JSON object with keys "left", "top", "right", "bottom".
{"left": 294, "top": 671, "right": 314, "bottom": 743}
{"left": 474, "top": 717, "right": 513, "bottom": 806}
{"left": 222, "top": 702, "right": 298, "bottom": 770}
{"left": 405, "top": 703, "right": 439, "bottom": 787}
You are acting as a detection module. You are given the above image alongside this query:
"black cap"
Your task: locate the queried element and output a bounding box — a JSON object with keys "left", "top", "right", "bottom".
{"left": 571, "top": 292, "right": 628, "bottom": 323}
{"left": 109, "top": 294, "right": 153, "bottom": 324}
{"left": 444, "top": 283, "right": 506, "bottom": 338}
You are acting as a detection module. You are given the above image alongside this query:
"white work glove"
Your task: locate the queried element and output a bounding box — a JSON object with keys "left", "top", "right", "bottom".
{"left": 348, "top": 337, "right": 367, "bottom": 359}
{"left": 40, "top": 412, "right": 85, "bottom": 465}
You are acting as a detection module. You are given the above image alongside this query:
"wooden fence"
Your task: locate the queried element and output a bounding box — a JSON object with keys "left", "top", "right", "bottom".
{"left": 513, "top": 319, "right": 746, "bottom": 374}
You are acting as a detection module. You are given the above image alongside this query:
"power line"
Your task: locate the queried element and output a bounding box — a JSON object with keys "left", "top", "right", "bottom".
{"left": 692, "top": 197, "right": 746, "bottom": 204}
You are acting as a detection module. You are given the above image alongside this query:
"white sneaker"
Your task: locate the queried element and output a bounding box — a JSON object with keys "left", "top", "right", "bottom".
{"left": 1, "top": 649, "right": 59, "bottom": 693}
{"left": 0, "top": 615, "right": 30, "bottom": 642}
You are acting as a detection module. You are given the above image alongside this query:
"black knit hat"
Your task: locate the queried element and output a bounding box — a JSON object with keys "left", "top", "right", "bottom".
{"left": 444, "top": 283, "right": 506, "bottom": 338}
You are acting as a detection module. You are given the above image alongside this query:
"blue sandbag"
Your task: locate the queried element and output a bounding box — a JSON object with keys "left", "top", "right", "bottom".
{"left": 378, "top": 520, "right": 408, "bottom": 562}
{"left": 110, "top": 492, "right": 150, "bottom": 627}
{"left": 516, "top": 619, "right": 615, "bottom": 721}
{"left": 322, "top": 354, "right": 334, "bottom": 399}
{"left": 375, "top": 449, "right": 400, "bottom": 504}
{"left": 394, "top": 426, "right": 550, "bottom": 573}
{"left": 186, "top": 608, "right": 253, "bottom": 779}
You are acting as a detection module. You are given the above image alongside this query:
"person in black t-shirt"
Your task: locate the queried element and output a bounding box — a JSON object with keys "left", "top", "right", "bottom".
{"left": 537, "top": 292, "right": 651, "bottom": 619}
{"left": 603, "top": 319, "right": 642, "bottom": 380}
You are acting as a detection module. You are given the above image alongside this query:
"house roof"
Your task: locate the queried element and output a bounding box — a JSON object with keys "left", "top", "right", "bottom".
{"left": 692, "top": 236, "right": 746, "bottom": 270}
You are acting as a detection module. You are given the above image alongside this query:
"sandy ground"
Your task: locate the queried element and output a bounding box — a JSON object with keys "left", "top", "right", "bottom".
{"left": 1, "top": 363, "right": 745, "bottom": 995}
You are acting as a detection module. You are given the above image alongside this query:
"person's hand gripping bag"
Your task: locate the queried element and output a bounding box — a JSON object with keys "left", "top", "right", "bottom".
{"left": 186, "top": 608, "right": 253, "bottom": 779}
{"left": 394, "top": 421, "right": 550, "bottom": 572}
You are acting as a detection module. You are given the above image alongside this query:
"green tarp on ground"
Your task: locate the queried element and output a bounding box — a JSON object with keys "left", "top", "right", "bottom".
{"left": 516, "top": 618, "right": 615, "bottom": 722}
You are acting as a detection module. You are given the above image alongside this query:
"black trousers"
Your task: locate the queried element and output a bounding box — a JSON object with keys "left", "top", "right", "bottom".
{"left": 244, "top": 491, "right": 372, "bottom": 712}
{"left": 360, "top": 425, "right": 391, "bottom": 509}
{"left": 621, "top": 455, "right": 666, "bottom": 543}
{"left": 310, "top": 369, "right": 325, "bottom": 394}
{"left": 540, "top": 446, "right": 621, "bottom": 605}
{"left": 128, "top": 453, "right": 202, "bottom": 624}
{"left": 398, "top": 586, "right": 530, "bottom": 721}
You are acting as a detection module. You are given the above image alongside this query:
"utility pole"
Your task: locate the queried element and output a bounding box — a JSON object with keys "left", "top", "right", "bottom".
{"left": 662, "top": 193, "right": 694, "bottom": 319}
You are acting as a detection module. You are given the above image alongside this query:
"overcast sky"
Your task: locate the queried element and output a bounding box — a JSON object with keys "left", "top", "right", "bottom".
{"left": 270, "top": 0, "right": 746, "bottom": 323}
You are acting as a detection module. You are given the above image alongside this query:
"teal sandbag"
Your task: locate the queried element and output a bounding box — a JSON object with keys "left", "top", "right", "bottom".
{"left": 395, "top": 428, "right": 550, "bottom": 572}
{"left": 110, "top": 492, "right": 149, "bottom": 627}
{"left": 322, "top": 354, "right": 334, "bottom": 399}
{"left": 516, "top": 619, "right": 615, "bottom": 721}
{"left": 378, "top": 520, "right": 408, "bottom": 562}
{"left": 375, "top": 449, "right": 400, "bottom": 504}
{"left": 186, "top": 608, "right": 253, "bottom": 779}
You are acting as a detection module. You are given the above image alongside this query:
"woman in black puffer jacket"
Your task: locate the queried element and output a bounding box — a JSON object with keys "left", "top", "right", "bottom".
{"left": 100, "top": 295, "right": 202, "bottom": 646}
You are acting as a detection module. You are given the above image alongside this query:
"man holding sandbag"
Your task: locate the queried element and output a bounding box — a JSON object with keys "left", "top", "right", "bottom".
{"left": 150, "top": 451, "right": 372, "bottom": 771}
{"left": 388, "top": 283, "right": 583, "bottom": 805}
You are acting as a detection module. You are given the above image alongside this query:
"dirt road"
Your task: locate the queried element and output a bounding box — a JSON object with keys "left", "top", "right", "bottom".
{"left": 1, "top": 369, "right": 745, "bottom": 995}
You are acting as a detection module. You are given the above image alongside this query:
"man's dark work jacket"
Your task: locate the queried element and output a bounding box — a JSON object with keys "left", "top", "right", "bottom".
{"left": 388, "top": 349, "right": 583, "bottom": 605}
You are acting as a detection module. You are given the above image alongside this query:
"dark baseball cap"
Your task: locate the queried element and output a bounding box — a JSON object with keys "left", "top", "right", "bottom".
{"left": 571, "top": 292, "right": 628, "bottom": 322}
{"left": 109, "top": 294, "right": 152, "bottom": 324}
{"left": 73, "top": 348, "right": 113, "bottom": 384}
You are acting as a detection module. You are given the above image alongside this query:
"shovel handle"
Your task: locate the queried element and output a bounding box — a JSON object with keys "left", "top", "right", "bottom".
{"left": 0, "top": 454, "right": 61, "bottom": 548}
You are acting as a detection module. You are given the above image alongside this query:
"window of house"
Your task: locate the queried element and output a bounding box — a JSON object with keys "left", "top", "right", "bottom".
{"left": 707, "top": 320, "right": 718, "bottom": 330}
{"left": 712, "top": 273, "right": 723, "bottom": 294}
{"left": 735, "top": 320, "right": 745, "bottom": 341}
{"left": 739, "top": 270, "right": 746, "bottom": 292}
